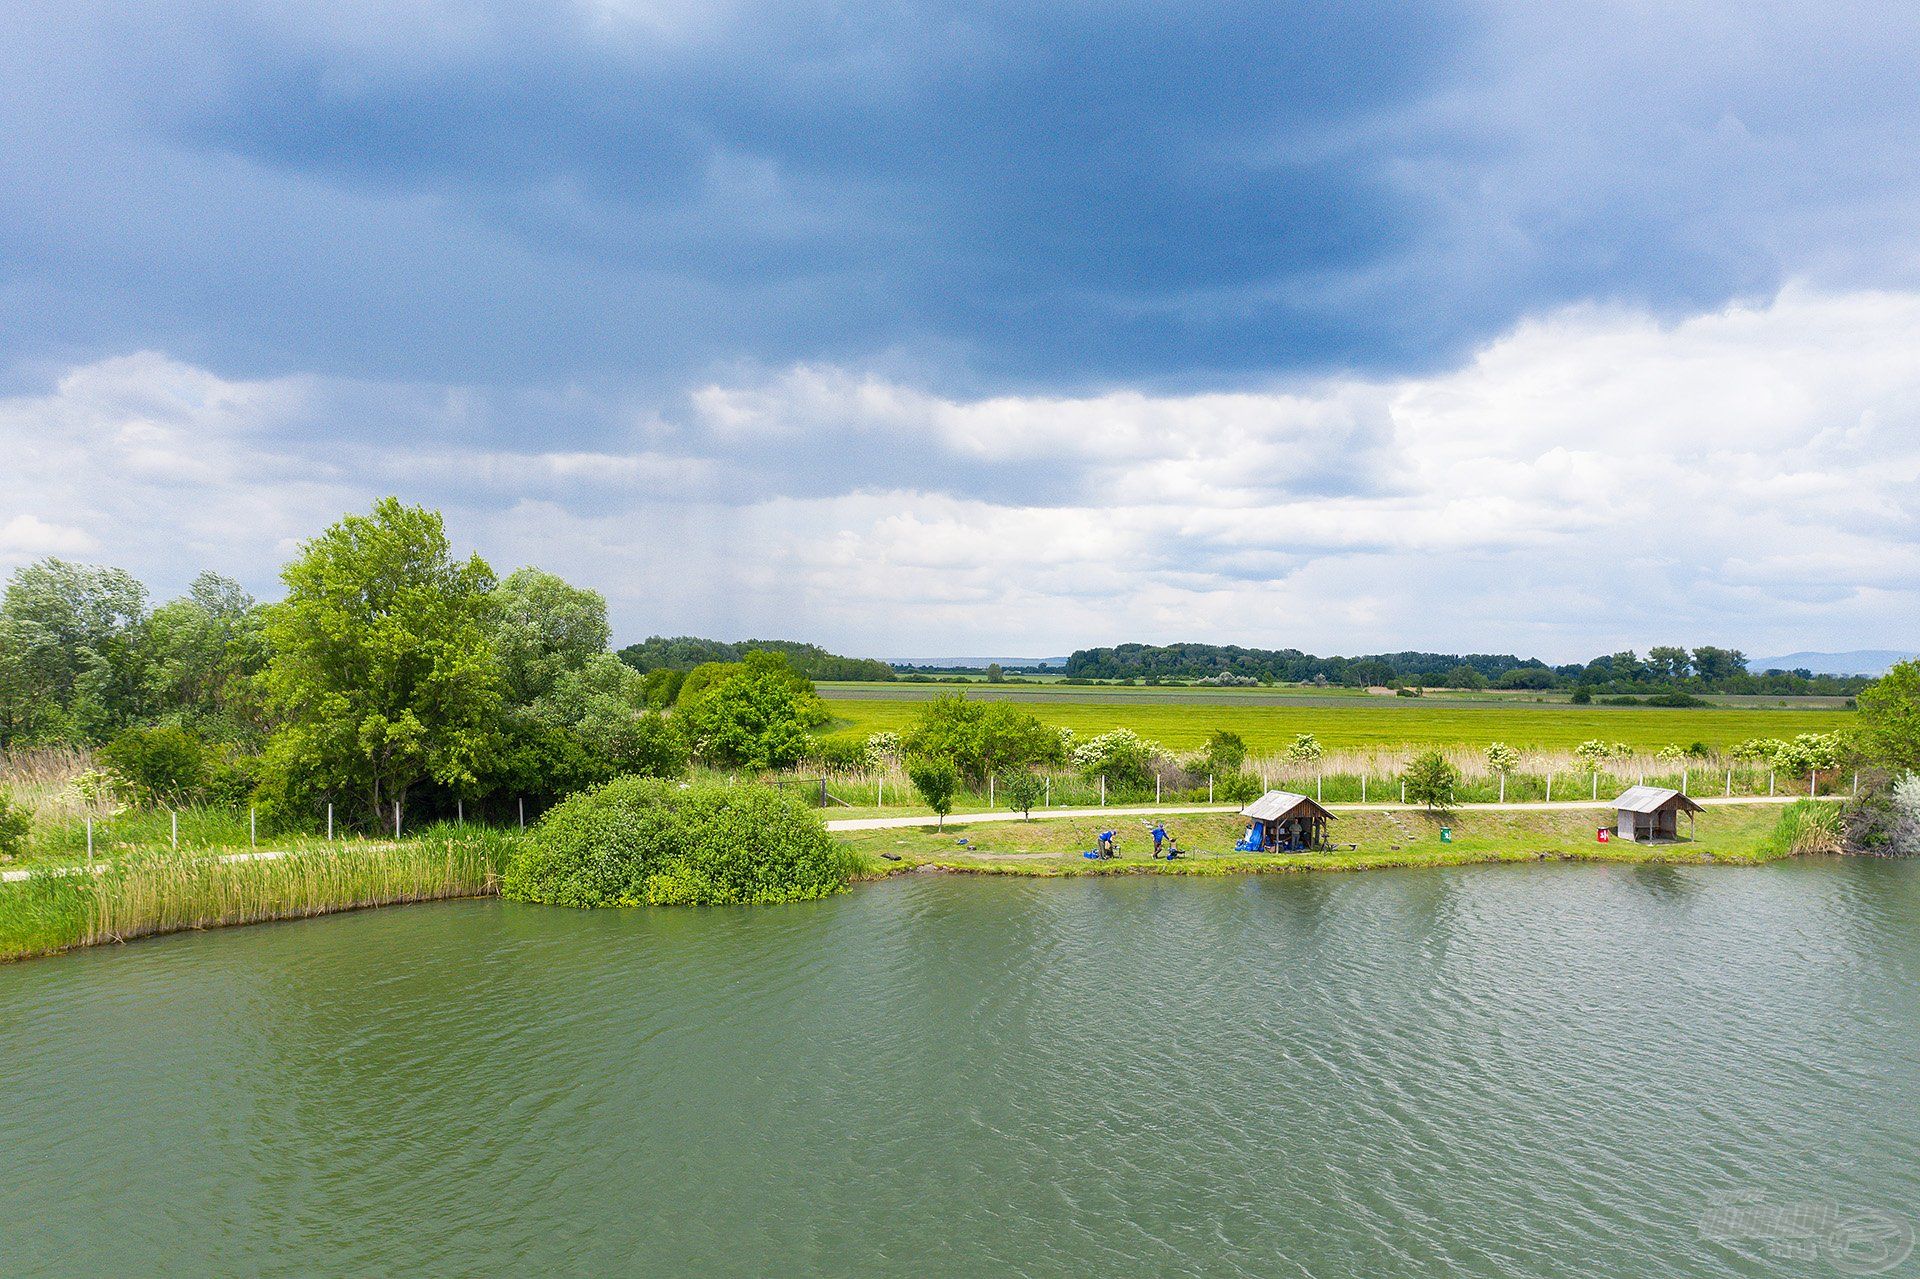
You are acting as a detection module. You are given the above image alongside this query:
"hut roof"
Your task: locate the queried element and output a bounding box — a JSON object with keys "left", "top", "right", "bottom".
{"left": 1241, "top": 790, "right": 1336, "bottom": 823}
{"left": 1612, "top": 785, "right": 1705, "bottom": 815}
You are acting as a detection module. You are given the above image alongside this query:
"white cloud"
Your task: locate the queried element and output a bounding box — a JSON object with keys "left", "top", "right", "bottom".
{"left": 2, "top": 287, "right": 1917, "bottom": 657}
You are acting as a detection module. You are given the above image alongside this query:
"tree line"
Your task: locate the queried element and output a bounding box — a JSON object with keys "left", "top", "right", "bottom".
{"left": 1062, "top": 642, "right": 1871, "bottom": 695}
{"left": 0, "top": 499, "right": 835, "bottom": 830}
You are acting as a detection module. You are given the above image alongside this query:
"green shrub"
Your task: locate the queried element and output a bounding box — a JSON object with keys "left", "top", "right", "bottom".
{"left": 1216, "top": 771, "right": 1263, "bottom": 804}
{"left": 502, "top": 777, "right": 854, "bottom": 908}
{"left": 0, "top": 792, "right": 31, "bottom": 859}
{"left": 99, "top": 724, "right": 209, "bottom": 805}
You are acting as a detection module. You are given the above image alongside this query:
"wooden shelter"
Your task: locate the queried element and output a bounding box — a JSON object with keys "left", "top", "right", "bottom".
{"left": 1612, "top": 785, "right": 1705, "bottom": 843}
{"left": 1239, "top": 790, "right": 1335, "bottom": 852}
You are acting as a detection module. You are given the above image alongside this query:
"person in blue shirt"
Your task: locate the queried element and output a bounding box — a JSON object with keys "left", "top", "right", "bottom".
{"left": 1097, "top": 830, "right": 1117, "bottom": 858}
{"left": 1149, "top": 822, "right": 1169, "bottom": 857}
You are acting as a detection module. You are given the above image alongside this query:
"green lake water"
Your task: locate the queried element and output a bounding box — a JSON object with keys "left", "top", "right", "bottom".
{"left": 4, "top": 860, "right": 1918, "bottom": 1277}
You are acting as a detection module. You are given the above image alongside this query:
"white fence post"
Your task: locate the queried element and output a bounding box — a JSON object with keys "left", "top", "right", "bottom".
{"left": 518, "top": 797, "right": 525, "bottom": 828}
{"left": 457, "top": 798, "right": 464, "bottom": 826}
{"left": 1361, "top": 775, "right": 1368, "bottom": 803}
{"left": 1100, "top": 775, "right": 1107, "bottom": 806}
{"left": 1401, "top": 782, "right": 1406, "bottom": 804}
{"left": 1208, "top": 775, "right": 1214, "bottom": 804}
{"left": 327, "top": 802, "right": 334, "bottom": 841}
{"left": 250, "top": 806, "right": 257, "bottom": 848}
{"left": 1546, "top": 772, "right": 1553, "bottom": 803}
{"left": 1045, "top": 777, "right": 1051, "bottom": 808}
{"left": 1155, "top": 773, "right": 1161, "bottom": 803}
{"left": 1810, "top": 771, "right": 1817, "bottom": 798}
{"left": 1769, "top": 771, "right": 1775, "bottom": 796}
{"left": 1853, "top": 770, "right": 1860, "bottom": 796}
{"left": 1498, "top": 775, "right": 1505, "bottom": 804}
{"left": 1592, "top": 774, "right": 1598, "bottom": 800}
{"left": 1682, "top": 768, "right": 1688, "bottom": 796}
{"left": 394, "top": 802, "right": 401, "bottom": 838}
{"left": 989, "top": 776, "right": 995, "bottom": 806}
{"left": 1725, "top": 770, "right": 1732, "bottom": 797}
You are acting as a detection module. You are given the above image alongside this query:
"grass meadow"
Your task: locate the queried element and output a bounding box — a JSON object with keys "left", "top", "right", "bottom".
{"left": 819, "top": 693, "right": 1856, "bottom": 754}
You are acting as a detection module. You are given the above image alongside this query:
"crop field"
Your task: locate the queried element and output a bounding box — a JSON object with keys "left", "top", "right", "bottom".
{"left": 820, "top": 694, "right": 1855, "bottom": 753}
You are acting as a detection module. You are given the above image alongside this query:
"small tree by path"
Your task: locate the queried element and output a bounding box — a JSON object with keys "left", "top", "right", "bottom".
{"left": 1001, "top": 771, "right": 1044, "bottom": 820}
{"left": 1403, "top": 751, "right": 1460, "bottom": 811}
{"left": 907, "top": 759, "right": 959, "bottom": 830}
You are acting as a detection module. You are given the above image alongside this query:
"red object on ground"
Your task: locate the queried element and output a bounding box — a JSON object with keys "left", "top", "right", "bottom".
{"left": 1597, "top": 828, "right": 1610, "bottom": 843}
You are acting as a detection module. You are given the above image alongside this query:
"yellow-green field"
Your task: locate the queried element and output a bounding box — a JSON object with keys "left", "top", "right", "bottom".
{"left": 821, "top": 696, "right": 1854, "bottom": 753}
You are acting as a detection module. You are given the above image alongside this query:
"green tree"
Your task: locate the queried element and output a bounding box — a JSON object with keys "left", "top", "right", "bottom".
{"left": 99, "top": 724, "right": 210, "bottom": 806}
{"left": 1403, "top": 751, "right": 1460, "bottom": 811}
{"left": 1201, "top": 729, "right": 1247, "bottom": 774}
{"left": 1647, "top": 646, "right": 1692, "bottom": 682}
{"left": 676, "top": 651, "right": 828, "bottom": 769}
{"left": 1858, "top": 661, "right": 1920, "bottom": 775}
{"left": 144, "top": 573, "right": 266, "bottom": 737}
{"left": 907, "top": 758, "right": 959, "bottom": 829}
{"left": 985, "top": 662, "right": 1005, "bottom": 683}
{"left": 1001, "top": 770, "right": 1045, "bottom": 819}
{"left": 259, "top": 499, "right": 503, "bottom": 826}
{"left": 491, "top": 568, "right": 610, "bottom": 706}
{"left": 1443, "top": 664, "right": 1488, "bottom": 690}
{"left": 0, "top": 559, "right": 151, "bottom": 739}
{"left": 903, "top": 694, "right": 1064, "bottom": 784}
{"left": 532, "top": 653, "right": 689, "bottom": 778}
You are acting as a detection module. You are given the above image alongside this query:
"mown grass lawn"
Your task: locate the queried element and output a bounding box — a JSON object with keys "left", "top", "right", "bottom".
{"left": 837, "top": 802, "right": 1801, "bottom": 876}
{"left": 820, "top": 696, "right": 1854, "bottom": 753}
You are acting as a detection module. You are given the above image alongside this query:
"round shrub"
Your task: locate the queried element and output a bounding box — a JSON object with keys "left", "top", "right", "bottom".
{"left": 502, "top": 777, "right": 855, "bottom": 908}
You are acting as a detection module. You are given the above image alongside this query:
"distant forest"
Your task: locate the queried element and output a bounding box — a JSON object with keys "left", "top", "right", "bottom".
{"left": 616, "top": 636, "right": 893, "bottom": 683}
{"left": 1062, "top": 643, "right": 1870, "bottom": 696}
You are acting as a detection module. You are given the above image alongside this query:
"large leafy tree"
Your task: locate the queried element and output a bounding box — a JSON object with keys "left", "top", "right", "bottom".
{"left": 0, "top": 558, "right": 150, "bottom": 740}
{"left": 902, "top": 694, "right": 1063, "bottom": 784}
{"left": 1858, "top": 661, "right": 1920, "bottom": 776}
{"left": 677, "top": 651, "right": 828, "bottom": 769}
{"left": 491, "top": 568, "right": 611, "bottom": 706}
{"left": 259, "top": 499, "right": 502, "bottom": 824}
{"left": 145, "top": 572, "right": 267, "bottom": 738}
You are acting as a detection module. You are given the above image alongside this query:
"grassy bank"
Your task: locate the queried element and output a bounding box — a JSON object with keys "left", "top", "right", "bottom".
{"left": 0, "top": 826, "right": 519, "bottom": 962}
{"left": 837, "top": 802, "right": 1833, "bottom": 877}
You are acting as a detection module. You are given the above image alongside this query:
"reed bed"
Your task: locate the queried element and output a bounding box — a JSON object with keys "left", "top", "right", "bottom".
{"left": 0, "top": 826, "right": 519, "bottom": 962}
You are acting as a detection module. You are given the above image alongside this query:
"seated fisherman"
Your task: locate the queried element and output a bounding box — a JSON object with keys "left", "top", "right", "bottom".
{"left": 1164, "top": 834, "right": 1183, "bottom": 860}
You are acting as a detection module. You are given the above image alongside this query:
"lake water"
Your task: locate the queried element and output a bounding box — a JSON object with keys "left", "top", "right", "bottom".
{"left": 4, "top": 861, "right": 1918, "bottom": 1277}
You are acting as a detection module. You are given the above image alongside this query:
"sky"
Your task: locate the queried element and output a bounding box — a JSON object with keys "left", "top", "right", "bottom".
{"left": 2, "top": 0, "right": 1917, "bottom": 660}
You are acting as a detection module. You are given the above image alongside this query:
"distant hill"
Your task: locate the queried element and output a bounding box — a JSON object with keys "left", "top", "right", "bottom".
{"left": 1747, "top": 650, "right": 1915, "bottom": 677}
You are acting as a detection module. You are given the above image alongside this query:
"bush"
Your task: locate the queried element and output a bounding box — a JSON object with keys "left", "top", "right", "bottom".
{"left": 1402, "top": 751, "right": 1460, "bottom": 811}
{"left": 1000, "top": 770, "right": 1044, "bottom": 818}
{"left": 1070, "top": 729, "right": 1161, "bottom": 793}
{"left": 1216, "top": 771, "right": 1263, "bottom": 803}
{"left": 906, "top": 758, "right": 959, "bottom": 829}
{"left": 0, "top": 792, "right": 30, "bottom": 859}
{"left": 99, "top": 725, "right": 208, "bottom": 805}
{"left": 1759, "top": 800, "right": 1842, "bottom": 858}
{"left": 502, "top": 777, "right": 854, "bottom": 908}
{"left": 1570, "top": 688, "right": 1593, "bottom": 704}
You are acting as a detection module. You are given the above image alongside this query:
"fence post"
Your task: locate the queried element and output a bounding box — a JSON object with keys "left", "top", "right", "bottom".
{"left": 1545, "top": 772, "right": 1552, "bottom": 803}
{"left": 1401, "top": 782, "right": 1406, "bottom": 804}
{"left": 519, "top": 797, "right": 525, "bottom": 829}
{"left": 172, "top": 810, "right": 179, "bottom": 850}
{"left": 1100, "top": 775, "right": 1106, "bottom": 806}
{"left": 1853, "top": 770, "right": 1860, "bottom": 796}
{"left": 989, "top": 775, "right": 995, "bottom": 806}
{"left": 1208, "top": 775, "right": 1214, "bottom": 804}
{"left": 1045, "top": 777, "right": 1051, "bottom": 808}
{"left": 250, "top": 806, "right": 257, "bottom": 848}
{"left": 1498, "top": 775, "right": 1505, "bottom": 804}
{"left": 1592, "top": 774, "right": 1598, "bottom": 801}
{"left": 1810, "top": 771, "right": 1817, "bottom": 798}
{"left": 1682, "top": 768, "right": 1688, "bottom": 796}
{"left": 1769, "top": 771, "right": 1775, "bottom": 796}
{"left": 1726, "top": 770, "right": 1732, "bottom": 797}
{"left": 1361, "top": 775, "right": 1367, "bottom": 803}
{"left": 457, "top": 798, "right": 464, "bottom": 826}
{"left": 1156, "top": 773, "right": 1161, "bottom": 803}
{"left": 327, "top": 802, "right": 334, "bottom": 841}
{"left": 394, "top": 802, "right": 401, "bottom": 838}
